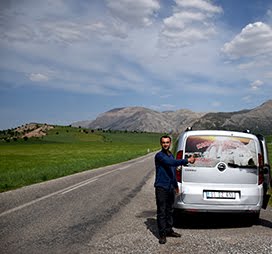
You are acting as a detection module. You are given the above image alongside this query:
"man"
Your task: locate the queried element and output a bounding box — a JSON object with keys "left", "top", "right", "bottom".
{"left": 154, "top": 135, "right": 195, "bottom": 244}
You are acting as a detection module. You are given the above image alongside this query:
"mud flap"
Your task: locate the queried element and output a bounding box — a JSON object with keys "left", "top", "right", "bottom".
{"left": 262, "top": 194, "right": 271, "bottom": 209}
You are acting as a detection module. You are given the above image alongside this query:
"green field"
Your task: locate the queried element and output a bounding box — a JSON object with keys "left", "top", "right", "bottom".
{"left": 0, "top": 127, "right": 271, "bottom": 207}
{"left": 0, "top": 126, "right": 162, "bottom": 192}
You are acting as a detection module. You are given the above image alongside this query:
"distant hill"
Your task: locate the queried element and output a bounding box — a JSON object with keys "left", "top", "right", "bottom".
{"left": 192, "top": 100, "right": 272, "bottom": 135}
{"left": 72, "top": 100, "right": 272, "bottom": 135}
{"left": 72, "top": 107, "right": 205, "bottom": 133}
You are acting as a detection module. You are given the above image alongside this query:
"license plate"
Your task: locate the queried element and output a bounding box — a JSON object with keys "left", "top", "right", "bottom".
{"left": 205, "top": 191, "right": 237, "bottom": 199}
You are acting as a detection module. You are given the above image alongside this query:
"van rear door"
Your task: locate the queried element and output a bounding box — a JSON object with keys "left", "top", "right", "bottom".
{"left": 183, "top": 134, "right": 259, "bottom": 185}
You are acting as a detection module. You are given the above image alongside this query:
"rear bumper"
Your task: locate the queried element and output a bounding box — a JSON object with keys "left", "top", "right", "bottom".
{"left": 173, "top": 203, "right": 262, "bottom": 213}
{"left": 174, "top": 183, "right": 263, "bottom": 213}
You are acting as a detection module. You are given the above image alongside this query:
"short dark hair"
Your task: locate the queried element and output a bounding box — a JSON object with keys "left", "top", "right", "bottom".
{"left": 160, "top": 135, "right": 171, "bottom": 143}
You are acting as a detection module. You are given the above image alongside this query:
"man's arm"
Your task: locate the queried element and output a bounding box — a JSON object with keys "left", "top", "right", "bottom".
{"left": 156, "top": 152, "right": 189, "bottom": 167}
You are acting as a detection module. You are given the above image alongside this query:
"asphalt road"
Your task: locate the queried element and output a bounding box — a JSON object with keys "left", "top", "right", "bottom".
{"left": 0, "top": 152, "right": 155, "bottom": 254}
{"left": 1, "top": 152, "right": 272, "bottom": 254}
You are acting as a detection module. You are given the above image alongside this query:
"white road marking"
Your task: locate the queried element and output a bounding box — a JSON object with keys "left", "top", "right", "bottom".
{"left": 118, "top": 165, "right": 130, "bottom": 170}
{"left": 0, "top": 164, "right": 133, "bottom": 217}
{"left": 0, "top": 188, "right": 65, "bottom": 217}
{"left": 61, "top": 178, "right": 98, "bottom": 194}
{"left": 136, "top": 158, "right": 149, "bottom": 163}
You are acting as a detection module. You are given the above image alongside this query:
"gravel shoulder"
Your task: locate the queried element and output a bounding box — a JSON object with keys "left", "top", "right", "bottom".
{"left": 86, "top": 173, "right": 272, "bottom": 254}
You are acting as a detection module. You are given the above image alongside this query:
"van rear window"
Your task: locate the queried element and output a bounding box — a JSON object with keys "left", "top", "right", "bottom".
{"left": 185, "top": 135, "right": 257, "bottom": 168}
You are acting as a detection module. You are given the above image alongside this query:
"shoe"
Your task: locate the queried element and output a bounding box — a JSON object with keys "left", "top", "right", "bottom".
{"left": 166, "top": 231, "right": 181, "bottom": 237}
{"left": 159, "top": 236, "right": 167, "bottom": 244}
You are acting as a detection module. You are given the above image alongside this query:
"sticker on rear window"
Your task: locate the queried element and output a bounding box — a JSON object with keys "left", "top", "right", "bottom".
{"left": 185, "top": 136, "right": 257, "bottom": 168}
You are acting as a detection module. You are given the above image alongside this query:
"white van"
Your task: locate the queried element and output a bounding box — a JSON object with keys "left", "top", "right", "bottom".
{"left": 174, "top": 129, "right": 271, "bottom": 221}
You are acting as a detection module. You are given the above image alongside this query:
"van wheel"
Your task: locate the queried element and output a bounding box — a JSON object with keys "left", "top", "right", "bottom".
{"left": 248, "top": 212, "right": 260, "bottom": 224}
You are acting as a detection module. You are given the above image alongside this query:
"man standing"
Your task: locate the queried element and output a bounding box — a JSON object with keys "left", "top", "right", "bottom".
{"left": 154, "top": 135, "right": 195, "bottom": 244}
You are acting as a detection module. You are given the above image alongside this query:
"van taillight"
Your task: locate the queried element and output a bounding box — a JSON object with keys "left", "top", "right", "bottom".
{"left": 258, "top": 153, "right": 264, "bottom": 185}
{"left": 176, "top": 150, "right": 183, "bottom": 182}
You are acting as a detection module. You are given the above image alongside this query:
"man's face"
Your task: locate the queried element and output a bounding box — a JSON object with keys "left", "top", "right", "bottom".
{"left": 161, "top": 137, "right": 171, "bottom": 150}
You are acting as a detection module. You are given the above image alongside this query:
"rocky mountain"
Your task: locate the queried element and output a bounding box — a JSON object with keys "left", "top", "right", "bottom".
{"left": 72, "top": 107, "right": 205, "bottom": 133}
{"left": 72, "top": 100, "right": 272, "bottom": 135}
{"left": 192, "top": 100, "right": 272, "bottom": 135}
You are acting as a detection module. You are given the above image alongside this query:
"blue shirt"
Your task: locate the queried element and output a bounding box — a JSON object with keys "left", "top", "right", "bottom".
{"left": 154, "top": 149, "right": 188, "bottom": 191}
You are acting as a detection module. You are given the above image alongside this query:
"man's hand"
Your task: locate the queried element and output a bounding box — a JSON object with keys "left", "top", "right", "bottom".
{"left": 188, "top": 156, "right": 196, "bottom": 164}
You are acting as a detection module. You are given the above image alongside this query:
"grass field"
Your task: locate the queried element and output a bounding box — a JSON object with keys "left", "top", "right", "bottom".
{"left": 0, "top": 127, "right": 271, "bottom": 207}
{"left": 0, "top": 126, "right": 162, "bottom": 192}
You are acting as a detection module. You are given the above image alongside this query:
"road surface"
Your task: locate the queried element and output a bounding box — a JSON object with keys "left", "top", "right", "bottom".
{"left": 1, "top": 152, "right": 272, "bottom": 253}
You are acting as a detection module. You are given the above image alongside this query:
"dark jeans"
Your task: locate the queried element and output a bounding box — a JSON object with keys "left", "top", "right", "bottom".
{"left": 155, "top": 187, "right": 175, "bottom": 237}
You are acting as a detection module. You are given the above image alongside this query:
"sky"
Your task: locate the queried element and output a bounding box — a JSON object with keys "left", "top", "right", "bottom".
{"left": 1, "top": 0, "right": 272, "bottom": 130}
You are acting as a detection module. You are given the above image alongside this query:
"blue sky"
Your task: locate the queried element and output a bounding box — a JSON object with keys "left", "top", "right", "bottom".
{"left": 1, "top": 0, "right": 272, "bottom": 130}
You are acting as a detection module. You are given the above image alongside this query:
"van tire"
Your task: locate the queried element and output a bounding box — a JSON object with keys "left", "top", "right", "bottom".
{"left": 248, "top": 212, "right": 260, "bottom": 224}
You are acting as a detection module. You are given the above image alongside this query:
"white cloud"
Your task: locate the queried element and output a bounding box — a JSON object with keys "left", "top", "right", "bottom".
{"left": 175, "top": 0, "right": 222, "bottom": 14}
{"left": 265, "top": 70, "right": 272, "bottom": 78}
{"left": 161, "top": 104, "right": 176, "bottom": 109}
{"left": 150, "top": 104, "right": 176, "bottom": 111}
{"left": 163, "top": 11, "right": 206, "bottom": 29}
{"left": 160, "top": 0, "right": 222, "bottom": 48}
{"left": 211, "top": 101, "right": 222, "bottom": 108}
{"left": 238, "top": 61, "right": 256, "bottom": 70}
{"left": 250, "top": 80, "right": 263, "bottom": 90}
{"left": 0, "top": 0, "right": 161, "bottom": 44}
{"left": 222, "top": 22, "right": 272, "bottom": 59}
{"left": 242, "top": 95, "right": 252, "bottom": 102}
{"left": 160, "top": 26, "right": 216, "bottom": 47}
{"left": 29, "top": 73, "right": 49, "bottom": 82}
{"left": 185, "top": 81, "right": 234, "bottom": 95}
{"left": 221, "top": 22, "right": 272, "bottom": 91}
{"left": 0, "top": 0, "right": 76, "bottom": 43}
{"left": 266, "top": 8, "right": 272, "bottom": 21}
{"left": 87, "top": 21, "right": 128, "bottom": 39}
{"left": 106, "top": 0, "right": 160, "bottom": 27}
{"left": 0, "top": 0, "right": 270, "bottom": 107}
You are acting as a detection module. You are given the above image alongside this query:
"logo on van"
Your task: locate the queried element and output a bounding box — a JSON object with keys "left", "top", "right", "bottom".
{"left": 217, "top": 162, "right": 226, "bottom": 172}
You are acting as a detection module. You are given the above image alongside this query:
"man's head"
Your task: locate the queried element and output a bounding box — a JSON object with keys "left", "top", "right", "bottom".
{"left": 160, "top": 135, "right": 171, "bottom": 151}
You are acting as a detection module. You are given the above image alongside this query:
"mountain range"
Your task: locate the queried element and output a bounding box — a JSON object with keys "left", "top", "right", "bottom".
{"left": 72, "top": 100, "right": 272, "bottom": 135}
